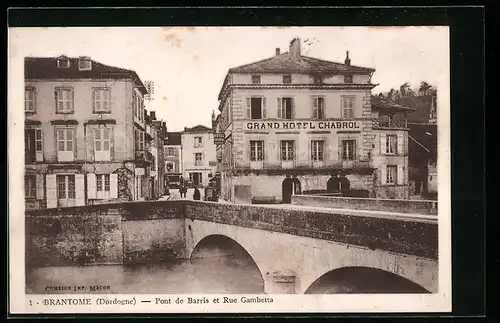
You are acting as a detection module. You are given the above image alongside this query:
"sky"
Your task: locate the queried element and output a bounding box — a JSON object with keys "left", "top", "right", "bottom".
{"left": 9, "top": 26, "right": 449, "bottom": 132}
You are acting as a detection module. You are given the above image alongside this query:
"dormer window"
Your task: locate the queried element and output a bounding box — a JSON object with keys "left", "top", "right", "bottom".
{"left": 78, "top": 56, "right": 92, "bottom": 71}
{"left": 313, "top": 75, "right": 323, "bottom": 84}
{"left": 57, "top": 56, "right": 70, "bottom": 68}
{"left": 251, "top": 75, "right": 261, "bottom": 84}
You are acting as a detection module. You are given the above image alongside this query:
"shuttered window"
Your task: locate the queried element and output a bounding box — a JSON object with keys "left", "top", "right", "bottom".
{"left": 312, "top": 97, "right": 325, "bottom": 119}
{"left": 250, "top": 140, "right": 264, "bottom": 161}
{"left": 25, "top": 87, "right": 36, "bottom": 112}
{"left": 341, "top": 140, "right": 356, "bottom": 161}
{"left": 55, "top": 88, "right": 74, "bottom": 113}
{"left": 311, "top": 140, "right": 325, "bottom": 161}
{"left": 341, "top": 95, "right": 355, "bottom": 119}
{"left": 93, "top": 88, "right": 111, "bottom": 113}
{"left": 386, "top": 135, "right": 397, "bottom": 154}
{"left": 25, "top": 175, "right": 36, "bottom": 198}
{"left": 386, "top": 165, "right": 398, "bottom": 185}
{"left": 280, "top": 140, "right": 295, "bottom": 161}
{"left": 57, "top": 175, "right": 76, "bottom": 199}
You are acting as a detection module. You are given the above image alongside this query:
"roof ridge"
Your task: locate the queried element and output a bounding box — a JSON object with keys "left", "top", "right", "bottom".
{"left": 229, "top": 52, "right": 291, "bottom": 71}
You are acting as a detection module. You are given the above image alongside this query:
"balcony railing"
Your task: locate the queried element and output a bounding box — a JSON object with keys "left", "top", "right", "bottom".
{"left": 135, "top": 150, "right": 153, "bottom": 163}
{"left": 234, "top": 159, "right": 373, "bottom": 173}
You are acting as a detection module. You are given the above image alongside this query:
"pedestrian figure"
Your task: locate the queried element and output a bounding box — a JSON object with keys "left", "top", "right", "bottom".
{"left": 193, "top": 186, "right": 201, "bottom": 201}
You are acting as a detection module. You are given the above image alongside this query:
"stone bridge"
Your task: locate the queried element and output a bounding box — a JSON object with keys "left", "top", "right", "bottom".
{"left": 26, "top": 200, "right": 438, "bottom": 294}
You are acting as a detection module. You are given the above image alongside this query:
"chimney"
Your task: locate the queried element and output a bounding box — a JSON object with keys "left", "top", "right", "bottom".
{"left": 345, "top": 51, "right": 351, "bottom": 66}
{"left": 150, "top": 111, "right": 156, "bottom": 120}
{"left": 275, "top": 48, "right": 281, "bottom": 56}
{"left": 289, "top": 37, "right": 301, "bottom": 59}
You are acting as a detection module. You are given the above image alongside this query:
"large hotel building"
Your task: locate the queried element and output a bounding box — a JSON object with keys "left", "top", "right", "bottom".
{"left": 215, "top": 38, "right": 411, "bottom": 203}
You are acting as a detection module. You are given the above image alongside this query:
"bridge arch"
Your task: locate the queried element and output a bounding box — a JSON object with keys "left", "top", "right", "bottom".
{"left": 188, "top": 233, "right": 265, "bottom": 281}
{"left": 304, "top": 266, "right": 431, "bottom": 294}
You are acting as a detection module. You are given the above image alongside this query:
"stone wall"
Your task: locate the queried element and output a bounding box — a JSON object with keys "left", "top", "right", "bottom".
{"left": 25, "top": 205, "right": 123, "bottom": 267}
{"left": 291, "top": 195, "right": 438, "bottom": 215}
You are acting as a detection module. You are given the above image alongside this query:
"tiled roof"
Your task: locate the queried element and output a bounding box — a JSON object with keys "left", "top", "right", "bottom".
{"left": 164, "top": 132, "right": 182, "bottom": 146}
{"left": 371, "top": 96, "right": 416, "bottom": 112}
{"left": 24, "top": 56, "right": 148, "bottom": 95}
{"left": 183, "top": 125, "right": 213, "bottom": 133}
{"left": 228, "top": 52, "right": 375, "bottom": 74}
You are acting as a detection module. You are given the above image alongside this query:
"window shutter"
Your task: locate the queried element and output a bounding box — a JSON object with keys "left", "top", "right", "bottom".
{"left": 87, "top": 173, "right": 96, "bottom": 199}
{"left": 380, "top": 167, "right": 387, "bottom": 185}
{"left": 338, "top": 138, "right": 343, "bottom": 161}
{"left": 309, "top": 140, "right": 313, "bottom": 161}
{"left": 397, "top": 165, "right": 404, "bottom": 185}
{"left": 312, "top": 97, "right": 317, "bottom": 118}
{"left": 45, "top": 174, "right": 57, "bottom": 208}
{"left": 110, "top": 173, "right": 118, "bottom": 199}
{"left": 70, "top": 89, "right": 74, "bottom": 112}
{"left": 380, "top": 133, "right": 387, "bottom": 155}
{"left": 324, "top": 139, "right": 329, "bottom": 162}
{"left": 86, "top": 125, "right": 94, "bottom": 161}
{"left": 322, "top": 97, "right": 326, "bottom": 119}
{"left": 54, "top": 90, "right": 59, "bottom": 112}
{"left": 262, "top": 97, "right": 267, "bottom": 119}
{"left": 341, "top": 96, "right": 345, "bottom": 118}
{"left": 36, "top": 129, "right": 43, "bottom": 162}
{"left": 75, "top": 174, "right": 85, "bottom": 206}
{"left": 247, "top": 141, "right": 251, "bottom": 162}
{"left": 277, "top": 98, "right": 282, "bottom": 119}
{"left": 36, "top": 174, "right": 44, "bottom": 200}
{"left": 293, "top": 140, "right": 297, "bottom": 161}
{"left": 110, "top": 127, "right": 115, "bottom": 160}
{"left": 397, "top": 133, "right": 404, "bottom": 155}
{"left": 92, "top": 89, "right": 96, "bottom": 111}
{"left": 245, "top": 98, "right": 251, "bottom": 118}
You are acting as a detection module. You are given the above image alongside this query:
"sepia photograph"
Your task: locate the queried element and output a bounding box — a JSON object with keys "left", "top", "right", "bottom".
{"left": 9, "top": 25, "right": 451, "bottom": 314}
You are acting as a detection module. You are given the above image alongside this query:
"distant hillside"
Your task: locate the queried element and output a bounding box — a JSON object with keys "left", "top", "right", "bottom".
{"left": 373, "top": 81, "right": 437, "bottom": 123}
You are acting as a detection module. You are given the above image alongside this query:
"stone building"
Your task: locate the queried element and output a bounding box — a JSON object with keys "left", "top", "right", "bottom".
{"left": 163, "top": 131, "right": 183, "bottom": 189}
{"left": 145, "top": 111, "right": 167, "bottom": 199}
{"left": 214, "top": 37, "right": 410, "bottom": 204}
{"left": 181, "top": 125, "right": 217, "bottom": 187}
{"left": 24, "top": 55, "right": 153, "bottom": 209}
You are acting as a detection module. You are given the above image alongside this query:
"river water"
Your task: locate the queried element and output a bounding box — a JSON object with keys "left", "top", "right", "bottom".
{"left": 26, "top": 241, "right": 265, "bottom": 294}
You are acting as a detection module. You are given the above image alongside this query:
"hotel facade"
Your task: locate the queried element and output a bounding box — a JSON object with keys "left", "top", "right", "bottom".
{"left": 215, "top": 38, "right": 410, "bottom": 204}
{"left": 24, "top": 55, "right": 157, "bottom": 209}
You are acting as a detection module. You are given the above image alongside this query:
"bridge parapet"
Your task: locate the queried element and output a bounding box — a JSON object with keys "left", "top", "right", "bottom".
{"left": 25, "top": 199, "right": 438, "bottom": 269}
{"left": 184, "top": 201, "right": 438, "bottom": 260}
{"left": 291, "top": 195, "right": 438, "bottom": 215}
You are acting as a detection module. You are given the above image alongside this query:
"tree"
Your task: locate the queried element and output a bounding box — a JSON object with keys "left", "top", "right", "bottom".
{"left": 400, "top": 82, "right": 410, "bottom": 97}
{"left": 388, "top": 88, "right": 396, "bottom": 101}
{"left": 419, "top": 81, "right": 432, "bottom": 96}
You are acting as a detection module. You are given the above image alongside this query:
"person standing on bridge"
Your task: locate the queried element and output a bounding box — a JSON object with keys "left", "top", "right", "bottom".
{"left": 193, "top": 186, "right": 201, "bottom": 201}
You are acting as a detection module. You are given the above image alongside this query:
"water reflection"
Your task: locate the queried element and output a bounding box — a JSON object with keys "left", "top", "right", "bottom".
{"left": 26, "top": 238, "right": 264, "bottom": 294}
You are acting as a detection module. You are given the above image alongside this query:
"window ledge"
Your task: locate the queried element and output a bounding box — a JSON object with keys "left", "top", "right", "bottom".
{"left": 51, "top": 120, "right": 79, "bottom": 125}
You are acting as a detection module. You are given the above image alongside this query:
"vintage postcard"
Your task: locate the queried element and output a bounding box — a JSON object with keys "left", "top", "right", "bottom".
{"left": 9, "top": 26, "right": 451, "bottom": 314}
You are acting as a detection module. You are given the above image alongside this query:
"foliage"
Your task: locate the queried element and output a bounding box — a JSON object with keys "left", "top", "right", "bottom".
{"left": 373, "top": 81, "right": 438, "bottom": 123}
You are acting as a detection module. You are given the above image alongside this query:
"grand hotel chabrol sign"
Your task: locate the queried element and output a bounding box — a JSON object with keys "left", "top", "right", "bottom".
{"left": 246, "top": 120, "right": 361, "bottom": 131}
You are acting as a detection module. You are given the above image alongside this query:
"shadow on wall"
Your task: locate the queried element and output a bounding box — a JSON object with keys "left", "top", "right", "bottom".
{"left": 305, "top": 266, "right": 430, "bottom": 294}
